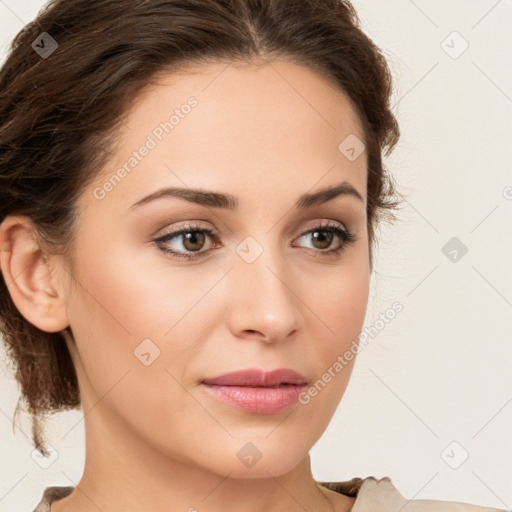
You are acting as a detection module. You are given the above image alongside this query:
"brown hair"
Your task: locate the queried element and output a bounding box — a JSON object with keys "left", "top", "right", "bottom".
{"left": 0, "top": 0, "right": 401, "bottom": 456}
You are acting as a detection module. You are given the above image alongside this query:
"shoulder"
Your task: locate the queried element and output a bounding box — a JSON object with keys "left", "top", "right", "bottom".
{"left": 317, "top": 476, "right": 508, "bottom": 512}
{"left": 31, "top": 486, "right": 74, "bottom": 512}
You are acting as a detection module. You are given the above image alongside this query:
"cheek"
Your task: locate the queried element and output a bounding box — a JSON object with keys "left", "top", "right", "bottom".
{"left": 302, "top": 258, "right": 370, "bottom": 400}
{"left": 63, "top": 221, "right": 370, "bottom": 447}
{"left": 309, "top": 256, "right": 370, "bottom": 345}
{"left": 64, "top": 238, "right": 193, "bottom": 400}
{"left": 68, "top": 233, "right": 192, "bottom": 341}
{"left": 64, "top": 247, "right": 208, "bottom": 453}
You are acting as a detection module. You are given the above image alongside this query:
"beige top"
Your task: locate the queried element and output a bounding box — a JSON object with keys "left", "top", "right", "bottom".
{"left": 32, "top": 476, "right": 507, "bottom": 511}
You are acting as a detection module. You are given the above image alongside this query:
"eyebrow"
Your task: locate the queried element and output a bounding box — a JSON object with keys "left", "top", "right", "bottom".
{"left": 129, "top": 180, "right": 364, "bottom": 211}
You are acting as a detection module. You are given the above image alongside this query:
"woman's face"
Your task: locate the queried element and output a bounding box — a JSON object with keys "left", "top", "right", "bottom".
{"left": 57, "top": 59, "right": 370, "bottom": 477}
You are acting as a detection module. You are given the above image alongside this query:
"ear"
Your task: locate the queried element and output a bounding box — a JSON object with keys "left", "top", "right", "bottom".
{"left": 0, "top": 215, "right": 69, "bottom": 333}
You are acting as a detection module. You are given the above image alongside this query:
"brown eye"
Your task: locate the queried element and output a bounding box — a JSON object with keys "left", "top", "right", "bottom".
{"left": 154, "top": 221, "right": 356, "bottom": 262}
{"left": 181, "top": 231, "right": 206, "bottom": 252}
{"left": 309, "top": 230, "right": 335, "bottom": 250}
{"left": 153, "top": 224, "right": 218, "bottom": 260}
{"left": 293, "top": 222, "right": 357, "bottom": 258}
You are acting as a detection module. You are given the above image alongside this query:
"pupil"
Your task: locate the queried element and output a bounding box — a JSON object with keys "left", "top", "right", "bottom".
{"left": 313, "top": 231, "right": 333, "bottom": 249}
{"left": 184, "top": 232, "right": 205, "bottom": 251}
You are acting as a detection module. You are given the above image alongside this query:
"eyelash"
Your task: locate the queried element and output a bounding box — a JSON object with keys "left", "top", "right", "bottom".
{"left": 153, "top": 221, "right": 356, "bottom": 261}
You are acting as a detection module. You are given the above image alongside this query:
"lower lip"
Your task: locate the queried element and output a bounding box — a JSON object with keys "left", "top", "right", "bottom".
{"left": 200, "top": 383, "right": 307, "bottom": 414}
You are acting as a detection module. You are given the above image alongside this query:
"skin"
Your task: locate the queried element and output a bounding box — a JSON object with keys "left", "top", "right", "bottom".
{"left": 0, "top": 58, "right": 370, "bottom": 512}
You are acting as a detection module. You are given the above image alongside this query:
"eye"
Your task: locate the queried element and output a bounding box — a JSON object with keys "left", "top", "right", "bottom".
{"left": 292, "top": 221, "right": 356, "bottom": 257}
{"left": 153, "top": 223, "right": 219, "bottom": 260}
{"left": 153, "top": 220, "right": 356, "bottom": 261}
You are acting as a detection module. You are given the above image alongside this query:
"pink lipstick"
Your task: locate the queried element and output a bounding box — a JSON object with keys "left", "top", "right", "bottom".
{"left": 200, "top": 368, "right": 308, "bottom": 414}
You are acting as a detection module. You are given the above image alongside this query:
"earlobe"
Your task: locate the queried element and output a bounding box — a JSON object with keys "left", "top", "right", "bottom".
{"left": 0, "top": 215, "right": 70, "bottom": 333}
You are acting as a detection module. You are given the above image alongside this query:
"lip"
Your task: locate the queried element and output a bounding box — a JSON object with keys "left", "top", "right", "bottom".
{"left": 200, "top": 368, "right": 308, "bottom": 414}
{"left": 201, "top": 368, "right": 308, "bottom": 387}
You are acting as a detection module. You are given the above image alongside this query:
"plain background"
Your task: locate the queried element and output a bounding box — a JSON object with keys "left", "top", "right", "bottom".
{"left": 0, "top": 0, "right": 511, "bottom": 510}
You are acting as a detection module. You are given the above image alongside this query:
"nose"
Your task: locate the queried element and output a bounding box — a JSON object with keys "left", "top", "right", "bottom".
{"left": 226, "top": 245, "right": 305, "bottom": 345}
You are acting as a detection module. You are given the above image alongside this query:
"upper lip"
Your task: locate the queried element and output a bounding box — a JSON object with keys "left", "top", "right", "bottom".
{"left": 201, "top": 368, "right": 308, "bottom": 387}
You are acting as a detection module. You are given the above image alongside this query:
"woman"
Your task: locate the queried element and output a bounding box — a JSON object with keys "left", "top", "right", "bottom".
{"left": 0, "top": 0, "right": 506, "bottom": 511}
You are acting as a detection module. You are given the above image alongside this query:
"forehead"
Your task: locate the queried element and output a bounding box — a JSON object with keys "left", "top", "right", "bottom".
{"left": 126, "top": 58, "right": 365, "bottom": 140}
{"left": 85, "top": 59, "right": 367, "bottom": 213}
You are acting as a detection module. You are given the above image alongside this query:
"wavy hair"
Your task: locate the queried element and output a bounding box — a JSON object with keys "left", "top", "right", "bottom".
{"left": 0, "top": 0, "right": 401, "bottom": 456}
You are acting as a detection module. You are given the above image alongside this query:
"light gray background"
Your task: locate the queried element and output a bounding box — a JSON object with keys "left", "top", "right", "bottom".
{"left": 0, "top": 1, "right": 511, "bottom": 510}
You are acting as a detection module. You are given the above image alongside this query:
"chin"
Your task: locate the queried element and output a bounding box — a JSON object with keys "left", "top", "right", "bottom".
{"left": 197, "top": 436, "right": 312, "bottom": 479}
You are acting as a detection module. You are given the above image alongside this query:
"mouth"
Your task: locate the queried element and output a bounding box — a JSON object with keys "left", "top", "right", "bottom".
{"left": 201, "top": 368, "right": 308, "bottom": 387}
{"left": 200, "top": 368, "right": 308, "bottom": 414}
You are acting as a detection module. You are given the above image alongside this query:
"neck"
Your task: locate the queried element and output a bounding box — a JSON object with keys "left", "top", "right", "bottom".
{"left": 51, "top": 402, "right": 345, "bottom": 512}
